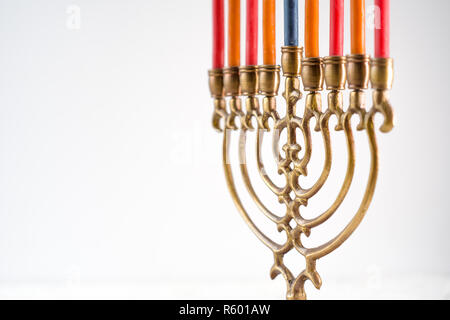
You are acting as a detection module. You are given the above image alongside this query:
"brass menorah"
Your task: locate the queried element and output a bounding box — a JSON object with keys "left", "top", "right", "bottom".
{"left": 208, "top": 46, "right": 394, "bottom": 300}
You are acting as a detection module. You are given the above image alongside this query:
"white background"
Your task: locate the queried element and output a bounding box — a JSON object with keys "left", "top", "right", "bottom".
{"left": 0, "top": 0, "right": 449, "bottom": 299}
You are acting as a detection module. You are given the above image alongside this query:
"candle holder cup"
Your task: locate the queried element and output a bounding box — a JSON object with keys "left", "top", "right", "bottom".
{"left": 239, "top": 65, "right": 261, "bottom": 129}
{"left": 258, "top": 65, "right": 280, "bottom": 130}
{"left": 208, "top": 49, "right": 394, "bottom": 300}
{"left": 370, "top": 57, "right": 394, "bottom": 133}
{"left": 324, "top": 56, "right": 346, "bottom": 130}
{"left": 301, "top": 57, "right": 324, "bottom": 92}
{"left": 223, "top": 66, "right": 242, "bottom": 130}
{"left": 208, "top": 69, "right": 226, "bottom": 132}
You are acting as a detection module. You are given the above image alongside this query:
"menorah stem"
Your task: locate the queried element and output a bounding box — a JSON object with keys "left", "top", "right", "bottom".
{"left": 284, "top": 77, "right": 301, "bottom": 147}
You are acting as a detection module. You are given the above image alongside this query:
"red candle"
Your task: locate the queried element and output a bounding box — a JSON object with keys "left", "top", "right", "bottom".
{"left": 246, "top": 0, "right": 258, "bottom": 65}
{"left": 330, "top": 0, "right": 344, "bottom": 56}
{"left": 212, "top": 0, "right": 225, "bottom": 69}
{"left": 375, "top": 0, "right": 390, "bottom": 58}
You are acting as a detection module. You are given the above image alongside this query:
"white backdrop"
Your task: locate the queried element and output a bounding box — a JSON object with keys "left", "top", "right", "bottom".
{"left": 0, "top": 0, "right": 449, "bottom": 299}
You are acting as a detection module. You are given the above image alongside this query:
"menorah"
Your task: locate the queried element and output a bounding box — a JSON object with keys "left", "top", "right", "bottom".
{"left": 208, "top": 47, "right": 394, "bottom": 299}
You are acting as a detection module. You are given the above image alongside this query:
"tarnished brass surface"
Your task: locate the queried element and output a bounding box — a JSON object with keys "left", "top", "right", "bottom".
{"left": 209, "top": 69, "right": 227, "bottom": 132}
{"left": 224, "top": 66, "right": 241, "bottom": 97}
{"left": 281, "top": 46, "right": 303, "bottom": 77}
{"left": 239, "top": 66, "right": 262, "bottom": 130}
{"left": 209, "top": 50, "right": 394, "bottom": 299}
{"left": 258, "top": 65, "right": 281, "bottom": 97}
{"left": 346, "top": 54, "right": 370, "bottom": 90}
{"left": 324, "top": 56, "right": 347, "bottom": 91}
{"left": 208, "top": 69, "right": 224, "bottom": 98}
{"left": 370, "top": 57, "right": 394, "bottom": 90}
{"left": 370, "top": 58, "right": 395, "bottom": 133}
{"left": 301, "top": 57, "right": 324, "bottom": 92}
{"left": 239, "top": 65, "right": 259, "bottom": 96}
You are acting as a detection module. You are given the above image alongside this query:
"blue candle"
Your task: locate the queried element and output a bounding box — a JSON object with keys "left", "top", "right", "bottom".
{"left": 284, "top": 0, "right": 299, "bottom": 46}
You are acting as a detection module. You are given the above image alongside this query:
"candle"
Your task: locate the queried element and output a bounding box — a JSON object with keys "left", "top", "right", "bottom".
{"left": 375, "top": 0, "right": 390, "bottom": 58}
{"left": 263, "top": 0, "right": 276, "bottom": 65}
{"left": 305, "top": 0, "right": 319, "bottom": 57}
{"left": 284, "top": 0, "right": 299, "bottom": 46}
{"left": 212, "top": 0, "right": 225, "bottom": 69}
{"left": 246, "top": 0, "right": 258, "bottom": 65}
{"left": 350, "top": 0, "right": 365, "bottom": 54}
{"left": 330, "top": 0, "right": 344, "bottom": 56}
{"left": 228, "top": 0, "right": 241, "bottom": 66}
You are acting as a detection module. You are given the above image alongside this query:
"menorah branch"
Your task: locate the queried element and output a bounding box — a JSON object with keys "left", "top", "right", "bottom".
{"left": 238, "top": 67, "right": 284, "bottom": 223}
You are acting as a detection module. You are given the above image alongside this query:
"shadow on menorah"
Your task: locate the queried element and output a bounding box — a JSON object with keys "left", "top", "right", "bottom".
{"left": 208, "top": 47, "right": 394, "bottom": 300}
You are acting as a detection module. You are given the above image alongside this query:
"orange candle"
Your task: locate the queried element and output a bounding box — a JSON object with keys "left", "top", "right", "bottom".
{"left": 228, "top": 0, "right": 241, "bottom": 66}
{"left": 305, "top": 0, "right": 319, "bottom": 57}
{"left": 263, "top": 0, "right": 276, "bottom": 65}
{"left": 350, "top": 0, "right": 365, "bottom": 54}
